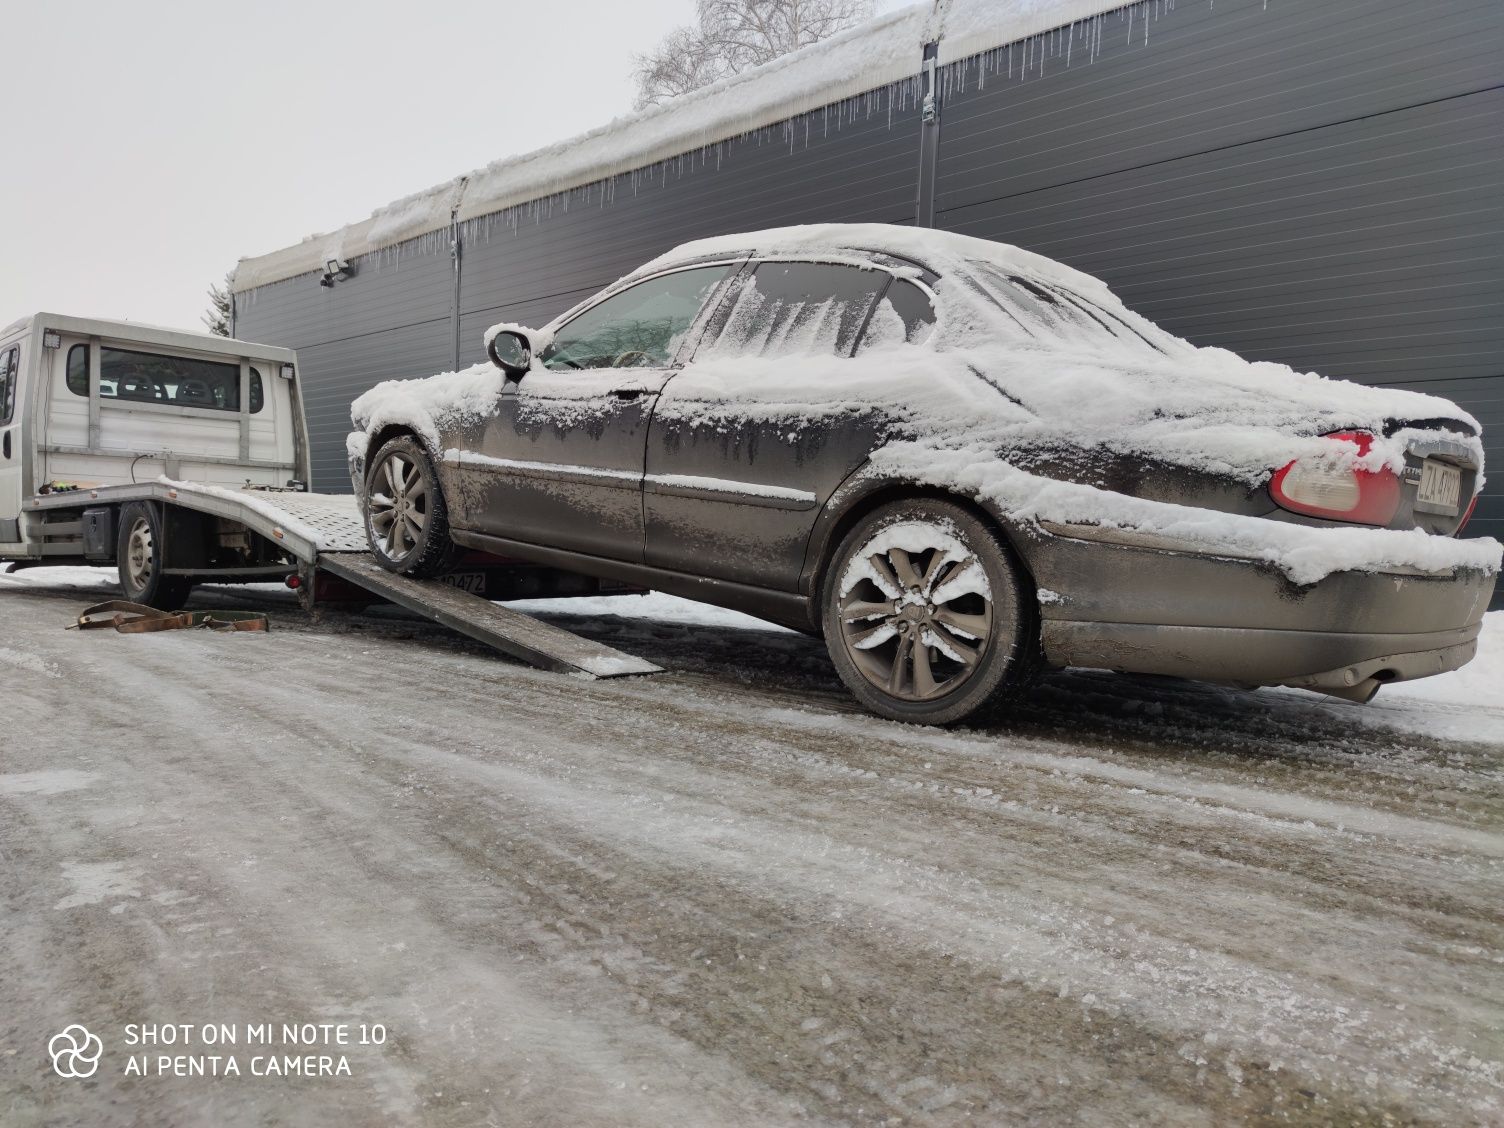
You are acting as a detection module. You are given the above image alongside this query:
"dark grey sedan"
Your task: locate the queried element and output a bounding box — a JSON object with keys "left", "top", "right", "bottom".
{"left": 349, "top": 224, "right": 1497, "bottom": 724}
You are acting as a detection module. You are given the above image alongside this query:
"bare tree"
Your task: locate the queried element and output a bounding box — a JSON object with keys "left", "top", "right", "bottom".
{"left": 633, "top": 0, "right": 876, "bottom": 109}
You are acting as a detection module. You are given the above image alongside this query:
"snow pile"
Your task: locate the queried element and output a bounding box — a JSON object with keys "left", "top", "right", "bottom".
{"left": 1383, "top": 611, "right": 1504, "bottom": 708}
{"left": 232, "top": 1, "right": 1136, "bottom": 293}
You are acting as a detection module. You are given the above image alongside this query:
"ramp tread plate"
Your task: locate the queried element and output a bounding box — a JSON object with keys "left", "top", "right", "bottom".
{"left": 318, "top": 553, "right": 662, "bottom": 679}
{"left": 236, "top": 492, "right": 369, "bottom": 552}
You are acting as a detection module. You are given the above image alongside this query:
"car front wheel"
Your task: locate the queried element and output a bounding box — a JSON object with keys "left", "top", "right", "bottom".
{"left": 821, "top": 499, "right": 1036, "bottom": 726}
{"left": 363, "top": 435, "right": 459, "bottom": 578}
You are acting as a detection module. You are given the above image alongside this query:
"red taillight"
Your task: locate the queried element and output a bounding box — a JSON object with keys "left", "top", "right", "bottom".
{"left": 285, "top": 574, "right": 301, "bottom": 589}
{"left": 1269, "top": 431, "right": 1400, "bottom": 526}
{"left": 1456, "top": 494, "right": 1479, "bottom": 535}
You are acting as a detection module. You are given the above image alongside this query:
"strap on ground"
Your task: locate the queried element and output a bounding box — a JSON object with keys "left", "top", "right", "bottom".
{"left": 69, "top": 601, "right": 269, "bottom": 634}
{"left": 316, "top": 553, "right": 662, "bottom": 679}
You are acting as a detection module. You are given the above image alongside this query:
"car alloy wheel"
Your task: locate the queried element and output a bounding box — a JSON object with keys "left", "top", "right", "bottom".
{"left": 368, "top": 447, "right": 431, "bottom": 565}
{"left": 363, "top": 434, "right": 460, "bottom": 579}
{"left": 823, "top": 500, "right": 1035, "bottom": 725}
{"left": 837, "top": 520, "right": 995, "bottom": 701}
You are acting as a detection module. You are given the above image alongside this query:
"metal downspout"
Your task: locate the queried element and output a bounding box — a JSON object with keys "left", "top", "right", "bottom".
{"left": 450, "top": 208, "right": 463, "bottom": 371}
{"left": 915, "top": 39, "right": 941, "bottom": 228}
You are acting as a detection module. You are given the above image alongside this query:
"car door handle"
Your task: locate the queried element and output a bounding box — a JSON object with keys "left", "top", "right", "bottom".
{"left": 611, "top": 388, "right": 647, "bottom": 401}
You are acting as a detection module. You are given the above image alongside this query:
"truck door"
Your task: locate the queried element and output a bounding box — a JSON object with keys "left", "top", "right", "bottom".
{"left": 0, "top": 341, "right": 23, "bottom": 546}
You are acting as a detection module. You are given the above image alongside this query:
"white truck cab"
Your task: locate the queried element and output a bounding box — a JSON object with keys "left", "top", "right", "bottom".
{"left": 0, "top": 313, "right": 310, "bottom": 604}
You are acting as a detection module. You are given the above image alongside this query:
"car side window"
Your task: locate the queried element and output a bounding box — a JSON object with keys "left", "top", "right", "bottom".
{"left": 856, "top": 279, "right": 937, "bottom": 352}
{"left": 0, "top": 346, "right": 17, "bottom": 425}
{"left": 541, "top": 265, "right": 733, "bottom": 371}
{"left": 708, "top": 261, "right": 888, "bottom": 359}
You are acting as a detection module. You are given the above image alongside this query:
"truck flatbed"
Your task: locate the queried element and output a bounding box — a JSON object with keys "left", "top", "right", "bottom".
{"left": 27, "top": 481, "right": 663, "bottom": 680}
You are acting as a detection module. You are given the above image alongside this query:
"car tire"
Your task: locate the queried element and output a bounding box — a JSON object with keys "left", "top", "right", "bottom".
{"left": 363, "top": 434, "right": 459, "bottom": 578}
{"left": 116, "top": 501, "right": 194, "bottom": 610}
{"left": 821, "top": 499, "right": 1037, "bottom": 726}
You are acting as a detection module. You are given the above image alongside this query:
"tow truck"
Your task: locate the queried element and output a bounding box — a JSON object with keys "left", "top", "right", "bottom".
{"left": 0, "top": 313, "right": 658, "bottom": 678}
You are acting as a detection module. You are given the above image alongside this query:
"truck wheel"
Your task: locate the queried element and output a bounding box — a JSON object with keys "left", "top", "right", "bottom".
{"left": 364, "top": 435, "right": 459, "bottom": 578}
{"left": 117, "top": 502, "right": 194, "bottom": 609}
{"left": 821, "top": 499, "right": 1037, "bottom": 726}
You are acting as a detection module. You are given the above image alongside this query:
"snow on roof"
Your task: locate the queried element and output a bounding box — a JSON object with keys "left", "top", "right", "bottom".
{"left": 231, "top": 0, "right": 1131, "bottom": 294}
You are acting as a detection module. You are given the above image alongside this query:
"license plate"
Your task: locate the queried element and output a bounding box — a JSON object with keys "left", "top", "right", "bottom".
{"left": 441, "top": 572, "right": 487, "bottom": 594}
{"left": 1416, "top": 460, "right": 1461, "bottom": 514}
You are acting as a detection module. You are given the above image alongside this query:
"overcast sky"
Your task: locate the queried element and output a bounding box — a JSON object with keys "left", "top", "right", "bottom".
{"left": 0, "top": 0, "right": 907, "bottom": 331}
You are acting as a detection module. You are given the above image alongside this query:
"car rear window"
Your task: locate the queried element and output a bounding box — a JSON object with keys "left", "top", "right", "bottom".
{"left": 966, "top": 262, "right": 1166, "bottom": 355}
{"left": 708, "top": 261, "right": 888, "bottom": 358}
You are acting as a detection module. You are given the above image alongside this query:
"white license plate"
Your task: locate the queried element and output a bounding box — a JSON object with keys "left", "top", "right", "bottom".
{"left": 1417, "top": 460, "right": 1461, "bottom": 513}
{"left": 441, "top": 572, "right": 487, "bottom": 594}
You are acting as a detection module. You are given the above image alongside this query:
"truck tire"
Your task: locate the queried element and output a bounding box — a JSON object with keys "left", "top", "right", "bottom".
{"left": 821, "top": 499, "right": 1038, "bottom": 726}
{"left": 117, "top": 501, "right": 194, "bottom": 610}
{"left": 363, "top": 434, "right": 459, "bottom": 578}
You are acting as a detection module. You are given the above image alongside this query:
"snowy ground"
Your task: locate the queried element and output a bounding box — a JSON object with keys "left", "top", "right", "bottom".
{"left": 1, "top": 566, "right": 1501, "bottom": 1126}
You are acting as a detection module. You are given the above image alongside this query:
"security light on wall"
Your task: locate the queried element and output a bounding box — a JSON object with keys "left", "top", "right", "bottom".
{"left": 320, "top": 258, "right": 353, "bottom": 287}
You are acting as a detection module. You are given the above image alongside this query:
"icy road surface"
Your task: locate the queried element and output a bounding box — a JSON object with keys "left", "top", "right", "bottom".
{"left": 2, "top": 568, "right": 1501, "bottom": 1127}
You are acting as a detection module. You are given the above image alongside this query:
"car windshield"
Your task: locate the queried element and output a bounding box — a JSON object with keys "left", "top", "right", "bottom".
{"left": 965, "top": 262, "right": 1170, "bottom": 356}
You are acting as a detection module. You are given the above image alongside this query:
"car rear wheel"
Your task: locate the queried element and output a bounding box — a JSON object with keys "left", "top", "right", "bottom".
{"left": 821, "top": 500, "right": 1036, "bottom": 726}
{"left": 364, "top": 435, "right": 459, "bottom": 578}
{"left": 117, "top": 501, "right": 194, "bottom": 610}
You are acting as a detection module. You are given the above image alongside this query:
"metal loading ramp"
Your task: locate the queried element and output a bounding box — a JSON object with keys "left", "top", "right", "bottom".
{"left": 30, "top": 481, "right": 662, "bottom": 679}
{"left": 317, "top": 553, "right": 663, "bottom": 679}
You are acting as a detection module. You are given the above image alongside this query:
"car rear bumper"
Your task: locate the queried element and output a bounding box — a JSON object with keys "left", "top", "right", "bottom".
{"left": 1026, "top": 527, "right": 1495, "bottom": 700}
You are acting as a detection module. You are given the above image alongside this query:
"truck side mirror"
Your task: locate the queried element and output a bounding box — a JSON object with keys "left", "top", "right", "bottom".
{"left": 487, "top": 330, "right": 533, "bottom": 380}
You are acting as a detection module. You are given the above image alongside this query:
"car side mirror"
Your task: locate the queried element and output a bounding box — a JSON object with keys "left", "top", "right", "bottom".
{"left": 487, "top": 329, "right": 534, "bottom": 380}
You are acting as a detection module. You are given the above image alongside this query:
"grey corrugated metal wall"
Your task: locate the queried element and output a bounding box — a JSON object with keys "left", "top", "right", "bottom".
{"left": 234, "top": 0, "right": 1502, "bottom": 605}
{"left": 933, "top": 0, "right": 1504, "bottom": 558}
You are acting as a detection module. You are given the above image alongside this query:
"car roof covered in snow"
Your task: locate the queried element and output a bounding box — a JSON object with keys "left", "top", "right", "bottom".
{"left": 230, "top": 0, "right": 1130, "bottom": 294}
{"left": 633, "top": 223, "right": 1113, "bottom": 296}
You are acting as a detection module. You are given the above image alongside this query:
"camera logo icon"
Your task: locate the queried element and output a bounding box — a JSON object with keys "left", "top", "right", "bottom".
{"left": 48, "top": 1025, "right": 103, "bottom": 1079}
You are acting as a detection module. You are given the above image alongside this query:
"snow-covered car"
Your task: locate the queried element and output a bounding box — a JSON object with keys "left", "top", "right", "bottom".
{"left": 347, "top": 224, "right": 1499, "bottom": 724}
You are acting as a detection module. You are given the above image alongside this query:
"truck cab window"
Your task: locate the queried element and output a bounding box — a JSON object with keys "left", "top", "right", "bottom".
{"left": 60, "top": 347, "right": 263, "bottom": 413}
{"left": 0, "top": 346, "right": 17, "bottom": 425}
{"left": 66, "top": 344, "right": 88, "bottom": 397}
